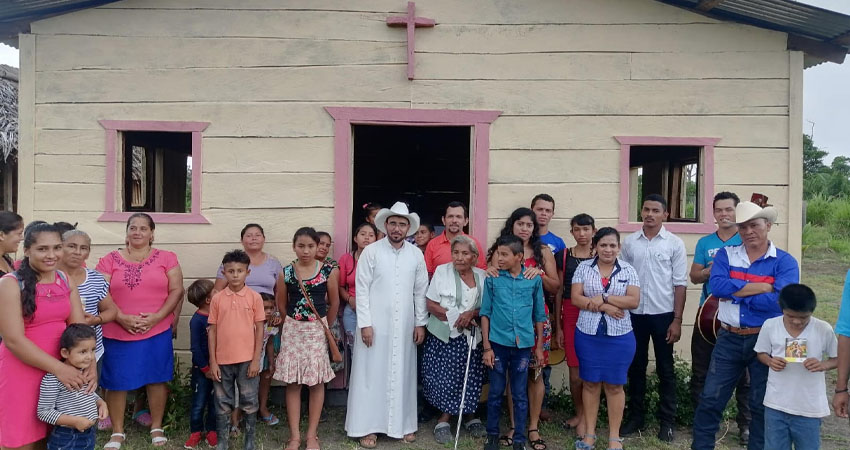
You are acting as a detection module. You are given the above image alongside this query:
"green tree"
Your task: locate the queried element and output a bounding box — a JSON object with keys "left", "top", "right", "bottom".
{"left": 804, "top": 134, "right": 828, "bottom": 177}
{"left": 832, "top": 156, "right": 850, "bottom": 178}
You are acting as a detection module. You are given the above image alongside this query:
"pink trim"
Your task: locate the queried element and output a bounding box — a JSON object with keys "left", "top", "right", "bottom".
{"left": 615, "top": 136, "right": 719, "bottom": 234}
{"left": 326, "top": 106, "right": 501, "bottom": 259}
{"left": 97, "top": 119, "right": 211, "bottom": 224}
{"left": 386, "top": 1, "right": 435, "bottom": 80}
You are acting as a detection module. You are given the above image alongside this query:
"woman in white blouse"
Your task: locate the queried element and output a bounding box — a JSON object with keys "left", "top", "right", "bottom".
{"left": 422, "top": 235, "right": 488, "bottom": 444}
{"left": 571, "top": 227, "right": 640, "bottom": 450}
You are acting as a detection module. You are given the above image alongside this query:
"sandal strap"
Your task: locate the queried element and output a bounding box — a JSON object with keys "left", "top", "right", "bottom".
{"left": 110, "top": 433, "right": 126, "bottom": 439}
{"left": 150, "top": 429, "right": 165, "bottom": 434}
{"left": 609, "top": 437, "right": 624, "bottom": 442}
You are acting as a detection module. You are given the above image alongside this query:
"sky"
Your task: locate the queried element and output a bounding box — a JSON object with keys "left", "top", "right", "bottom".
{"left": 0, "top": 0, "right": 847, "bottom": 159}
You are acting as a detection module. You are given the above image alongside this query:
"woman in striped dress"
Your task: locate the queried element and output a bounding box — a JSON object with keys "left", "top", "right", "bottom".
{"left": 58, "top": 230, "right": 118, "bottom": 369}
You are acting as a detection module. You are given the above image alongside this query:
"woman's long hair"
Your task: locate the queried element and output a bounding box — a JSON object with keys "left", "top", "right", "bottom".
{"left": 487, "top": 207, "right": 543, "bottom": 267}
{"left": 18, "top": 222, "right": 62, "bottom": 321}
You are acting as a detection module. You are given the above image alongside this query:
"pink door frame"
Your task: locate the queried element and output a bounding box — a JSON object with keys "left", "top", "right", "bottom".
{"left": 325, "top": 107, "right": 501, "bottom": 258}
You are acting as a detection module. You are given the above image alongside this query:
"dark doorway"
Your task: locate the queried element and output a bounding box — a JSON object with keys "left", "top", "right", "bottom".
{"left": 352, "top": 125, "right": 471, "bottom": 232}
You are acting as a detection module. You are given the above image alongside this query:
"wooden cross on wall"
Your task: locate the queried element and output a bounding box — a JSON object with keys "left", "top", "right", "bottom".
{"left": 386, "top": 2, "right": 435, "bottom": 80}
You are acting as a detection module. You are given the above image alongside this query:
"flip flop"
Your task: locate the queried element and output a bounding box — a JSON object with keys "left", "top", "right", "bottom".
{"left": 259, "top": 414, "right": 279, "bottom": 426}
{"left": 133, "top": 409, "right": 152, "bottom": 427}
{"left": 528, "top": 429, "right": 547, "bottom": 450}
{"left": 150, "top": 429, "right": 168, "bottom": 447}
{"left": 402, "top": 433, "right": 416, "bottom": 443}
{"left": 306, "top": 435, "right": 321, "bottom": 450}
{"left": 500, "top": 428, "right": 515, "bottom": 447}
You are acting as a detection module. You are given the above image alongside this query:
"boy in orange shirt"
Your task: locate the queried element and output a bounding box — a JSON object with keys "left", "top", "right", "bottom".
{"left": 208, "top": 250, "right": 265, "bottom": 450}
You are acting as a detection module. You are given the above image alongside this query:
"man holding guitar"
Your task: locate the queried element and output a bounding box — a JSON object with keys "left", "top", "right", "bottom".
{"left": 689, "top": 192, "right": 749, "bottom": 445}
{"left": 691, "top": 200, "right": 799, "bottom": 450}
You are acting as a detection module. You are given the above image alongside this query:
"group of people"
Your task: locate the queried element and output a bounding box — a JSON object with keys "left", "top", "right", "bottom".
{"left": 0, "top": 189, "right": 847, "bottom": 450}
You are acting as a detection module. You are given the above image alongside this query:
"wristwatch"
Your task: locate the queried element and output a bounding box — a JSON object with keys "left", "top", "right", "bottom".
{"left": 602, "top": 293, "right": 609, "bottom": 304}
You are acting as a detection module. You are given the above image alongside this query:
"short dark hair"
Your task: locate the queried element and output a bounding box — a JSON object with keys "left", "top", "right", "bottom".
{"left": 59, "top": 323, "right": 96, "bottom": 351}
{"left": 495, "top": 234, "right": 523, "bottom": 255}
{"left": 240, "top": 223, "right": 264, "bottom": 239}
{"left": 779, "top": 284, "right": 817, "bottom": 313}
{"left": 420, "top": 223, "right": 435, "bottom": 232}
{"left": 444, "top": 201, "right": 469, "bottom": 218}
{"left": 592, "top": 227, "right": 621, "bottom": 248}
{"left": 570, "top": 213, "right": 595, "bottom": 228}
{"left": 0, "top": 211, "right": 23, "bottom": 234}
{"left": 260, "top": 292, "right": 275, "bottom": 303}
{"left": 713, "top": 191, "right": 740, "bottom": 208}
{"left": 293, "top": 227, "right": 320, "bottom": 244}
{"left": 643, "top": 193, "right": 668, "bottom": 211}
{"left": 531, "top": 193, "right": 555, "bottom": 210}
{"left": 222, "top": 249, "right": 250, "bottom": 266}
{"left": 187, "top": 279, "right": 214, "bottom": 308}
{"left": 316, "top": 231, "right": 332, "bottom": 241}
{"left": 53, "top": 221, "right": 77, "bottom": 236}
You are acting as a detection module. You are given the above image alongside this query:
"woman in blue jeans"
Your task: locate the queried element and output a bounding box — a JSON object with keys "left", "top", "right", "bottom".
{"left": 571, "top": 228, "right": 640, "bottom": 450}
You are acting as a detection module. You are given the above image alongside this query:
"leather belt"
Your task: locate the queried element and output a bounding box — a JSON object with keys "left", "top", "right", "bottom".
{"left": 721, "top": 323, "right": 761, "bottom": 336}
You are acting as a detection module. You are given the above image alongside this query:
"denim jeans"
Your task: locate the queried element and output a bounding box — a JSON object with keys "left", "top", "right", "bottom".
{"left": 486, "top": 343, "right": 531, "bottom": 444}
{"left": 692, "top": 329, "right": 768, "bottom": 450}
{"left": 47, "top": 425, "right": 95, "bottom": 450}
{"left": 628, "top": 312, "right": 677, "bottom": 425}
{"left": 764, "top": 406, "right": 821, "bottom": 450}
{"left": 690, "top": 316, "right": 751, "bottom": 429}
{"left": 214, "top": 361, "right": 259, "bottom": 450}
{"left": 190, "top": 366, "right": 217, "bottom": 433}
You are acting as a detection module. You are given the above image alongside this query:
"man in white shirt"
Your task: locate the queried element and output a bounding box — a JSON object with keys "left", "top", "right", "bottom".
{"left": 345, "top": 202, "right": 429, "bottom": 447}
{"left": 619, "top": 194, "right": 688, "bottom": 442}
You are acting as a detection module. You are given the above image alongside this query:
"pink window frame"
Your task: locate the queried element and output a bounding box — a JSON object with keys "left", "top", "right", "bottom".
{"left": 325, "top": 107, "right": 501, "bottom": 258}
{"left": 97, "top": 120, "right": 210, "bottom": 224}
{"left": 615, "top": 136, "right": 720, "bottom": 234}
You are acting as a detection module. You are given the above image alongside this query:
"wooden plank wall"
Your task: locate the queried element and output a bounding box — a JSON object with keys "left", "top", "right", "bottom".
{"left": 22, "top": 0, "right": 797, "bottom": 362}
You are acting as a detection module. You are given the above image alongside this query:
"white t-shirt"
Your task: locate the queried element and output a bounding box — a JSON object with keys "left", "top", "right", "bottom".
{"left": 754, "top": 316, "right": 838, "bottom": 418}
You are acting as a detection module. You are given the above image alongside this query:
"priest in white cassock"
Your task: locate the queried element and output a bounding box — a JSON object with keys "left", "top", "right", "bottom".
{"left": 345, "top": 201, "right": 429, "bottom": 447}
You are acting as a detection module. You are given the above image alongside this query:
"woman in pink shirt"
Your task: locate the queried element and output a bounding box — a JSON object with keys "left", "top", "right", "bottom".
{"left": 97, "top": 213, "right": 184, "bottom": 449}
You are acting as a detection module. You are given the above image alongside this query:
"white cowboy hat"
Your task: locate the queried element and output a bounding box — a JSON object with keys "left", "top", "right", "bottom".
{"left": 735, "top": 201, "right": 778, "bottom": 224}
{"left": 374, "top": 201, "right": 420, "bottom": 237}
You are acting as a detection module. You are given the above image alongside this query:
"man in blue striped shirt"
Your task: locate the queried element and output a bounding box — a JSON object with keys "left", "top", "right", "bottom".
{"left": 692, "top": 201, "right": 799, "bottom": 450}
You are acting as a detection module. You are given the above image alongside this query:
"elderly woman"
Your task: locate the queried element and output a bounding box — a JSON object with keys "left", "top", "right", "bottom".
{"left": 423, "top": 235, "right": 488, "bottom": 444}
{"left": 571, "top": 227, "right": 640, "bottom": 450}
{"left": 97, "top": 213, "right": 184, "bottom": 449}
{"left": 58, "top": 230, "right": 118, "bottom": 372}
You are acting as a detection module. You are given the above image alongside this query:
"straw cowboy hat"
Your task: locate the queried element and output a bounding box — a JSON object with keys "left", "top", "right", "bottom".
{"left": 375, "top": 201, "right": 420, "bottom": 237}
{"left": 735, "top": 201, "right": 778, "bottom": 224}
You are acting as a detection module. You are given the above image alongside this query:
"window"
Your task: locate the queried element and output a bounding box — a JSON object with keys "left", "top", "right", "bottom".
{"left": 123, "top": 131, "right": 192, "bottom": 213}
{"left": 629, "top": 145, "right": 700, "bottom": 222}
{"left": 616, "top": 136, "right": 719, "bottom": 233}
{"left": 99, "top": 120, "right": 209, "bottom": 223}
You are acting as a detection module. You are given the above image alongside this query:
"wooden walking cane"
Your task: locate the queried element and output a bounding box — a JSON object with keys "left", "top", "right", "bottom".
{"left": 295, "top": 276, "right": 343, "bottom": 363}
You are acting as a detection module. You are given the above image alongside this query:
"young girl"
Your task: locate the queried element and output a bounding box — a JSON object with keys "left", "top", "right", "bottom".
{"left": 258, "top": 293, "right": 281, "bottom": 426}
{"left": 0, "top": 211, "right": 23, "bottom": 276}
{"left": 363, "top": 203, "right": 385, "bottom": 240}
{"left": 486, "top": 208, "right": 559, "bottom": 450}
{"left": 273, "top": 227, "right": 340, "bottom": 450}
{"left": 37, "top": 324, "right": 108, "bottom": 450}
{"left": 555, "top": 213, "right": 596, "bottom": 434}
{"left": 338, "top": 223, "right": 378, "bottom": 350}
{"left": 315, "top": 231, "right": 339, "bottom": 270}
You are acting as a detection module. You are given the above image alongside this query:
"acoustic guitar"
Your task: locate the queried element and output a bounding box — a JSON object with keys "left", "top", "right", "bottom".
{"left": 696, "top": 294, "right": 721, "bottom": 344}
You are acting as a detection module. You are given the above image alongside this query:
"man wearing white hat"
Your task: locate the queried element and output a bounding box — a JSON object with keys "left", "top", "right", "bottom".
{"left": 692, "top": 201, "right": 800, "bottom": 450}
{"left": 345, "top": 201, "right": 429, "bottom": 448}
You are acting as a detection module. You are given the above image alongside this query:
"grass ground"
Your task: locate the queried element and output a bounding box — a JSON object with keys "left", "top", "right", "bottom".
{"left": 95, "top": 241, "right": 850, "bottom": 450}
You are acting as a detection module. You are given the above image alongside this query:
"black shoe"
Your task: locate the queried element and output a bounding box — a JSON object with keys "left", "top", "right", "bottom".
{"left": 619, "top": 418, "right": 644, "bottom": 436}
{"left": 484, "top": 434, "right": 500, "bottom": 450}
{"left": 739, "top": 426, "right": 750, "bottom": 445}
{"left": 512, "top": 442, "right": 527, "bottom": 450}
{"left": 657, "top": 423, "right": 674, "bottom": 443}
{"left": 319, "top": 407, "right": 328, "bottom": 423}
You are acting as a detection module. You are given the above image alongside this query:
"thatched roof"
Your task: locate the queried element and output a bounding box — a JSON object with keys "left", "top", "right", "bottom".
{"left": 0, "top": 64, "right": 18, "bottom": 164}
